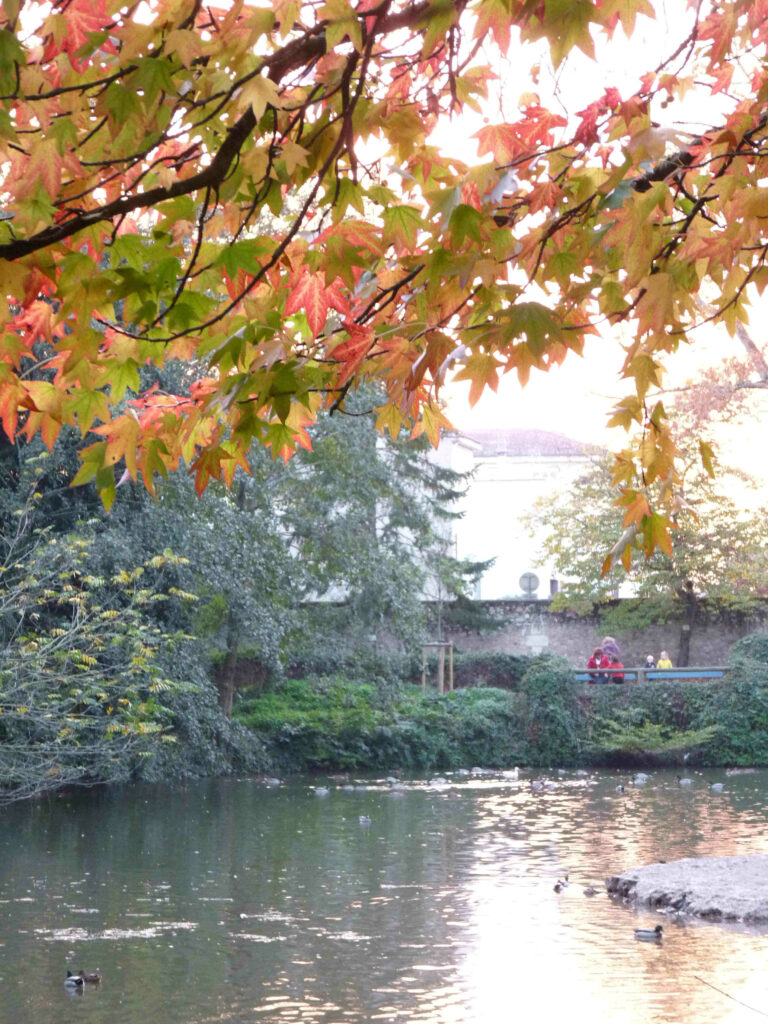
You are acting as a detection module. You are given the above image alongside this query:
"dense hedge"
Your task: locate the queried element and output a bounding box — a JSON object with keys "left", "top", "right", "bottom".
{"left": 235, "top": 677, "right": 527, "bottom": 771}
{"left": 234, "top": 634, "right": 768, "bottom": 772}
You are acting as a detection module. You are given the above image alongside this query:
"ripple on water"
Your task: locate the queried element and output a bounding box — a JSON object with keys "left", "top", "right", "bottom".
{"left": 4, "top": 769, "right": 768, "bottom": 1024}
{"left": 35, "top": 922, "right": 198, "bottom": 941}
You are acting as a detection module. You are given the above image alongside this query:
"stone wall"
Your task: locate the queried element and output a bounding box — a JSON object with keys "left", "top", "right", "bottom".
{"left": 441, "top": 599, "right": 768, "bottom": 666}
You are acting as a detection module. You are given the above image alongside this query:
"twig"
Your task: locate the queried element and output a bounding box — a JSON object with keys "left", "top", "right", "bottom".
{"left": 694, "top": 975, "right": 768, "bottom": 1018}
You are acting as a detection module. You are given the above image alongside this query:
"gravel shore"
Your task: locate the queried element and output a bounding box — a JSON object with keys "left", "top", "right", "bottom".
{"left": 606, "top": 855, "right": 768, "bottom": 922}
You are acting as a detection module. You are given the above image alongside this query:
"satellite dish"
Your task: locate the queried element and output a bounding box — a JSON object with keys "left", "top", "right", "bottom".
{"left": 519, "top": 572, "right": 540, "bottom": 596}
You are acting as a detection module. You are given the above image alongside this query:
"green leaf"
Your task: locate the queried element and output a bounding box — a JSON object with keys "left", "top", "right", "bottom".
{"left": 382, "top": 205, "right": 423, "bottom": 251}
{"left": 448, "top": 204, "right": 484, "bottom": 246}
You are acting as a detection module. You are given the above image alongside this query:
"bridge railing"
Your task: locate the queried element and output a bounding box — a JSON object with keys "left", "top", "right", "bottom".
{"left": 573, "top": 666, "right": 730, "bottom": 685}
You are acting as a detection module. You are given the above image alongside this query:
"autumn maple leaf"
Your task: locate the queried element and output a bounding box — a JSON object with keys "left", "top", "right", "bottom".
{"left": 42, "top": 0, "right": 115, "bottom": 68}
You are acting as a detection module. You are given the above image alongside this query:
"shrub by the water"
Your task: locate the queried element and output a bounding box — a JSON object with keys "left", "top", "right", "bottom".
{"left": 234, "top": 634, "right": 768, "bottom": 772}
{"left": 235, "top": 676, "right": 526, "bottom": 772}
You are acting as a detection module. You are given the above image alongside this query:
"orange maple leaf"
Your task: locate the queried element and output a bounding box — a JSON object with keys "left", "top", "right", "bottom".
{"left": 330, "top": 321, "right": 375, "bottom": 385}
{"left": 284, "top": 271, "right": 329, "bottom": 338}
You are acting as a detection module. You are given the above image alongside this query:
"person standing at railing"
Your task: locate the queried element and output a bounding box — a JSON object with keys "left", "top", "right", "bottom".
{"left": 657, "top": 651, "right": 673, "bottom": 669}
{"left": 587, "top": 647, "right": 610, "bottom": 684}
{"left": 645, "top": 655, "right": 655, "bottom": 669}
{"left": 602, "top": 636, "right": 621, "bottom": 661}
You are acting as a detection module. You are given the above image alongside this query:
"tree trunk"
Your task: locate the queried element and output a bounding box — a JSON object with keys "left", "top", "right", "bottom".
{"left": 677, "top": 582, "right": 697, "bottom": 667}
{"left": 217, "top": 652, "right": 237, "bottom": 719}
{"left": 217, "top": 605, "right": 240, "bottom": 719}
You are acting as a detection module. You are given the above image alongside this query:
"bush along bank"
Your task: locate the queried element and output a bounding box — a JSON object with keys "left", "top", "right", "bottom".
{"left": 233, "top": 635, "right": 768, "bottom": 772}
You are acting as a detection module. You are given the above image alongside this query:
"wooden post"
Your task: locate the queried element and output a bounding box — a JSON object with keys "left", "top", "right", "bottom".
{"left": 437, "top": 644, "right": 445, "bottom": 694}
{"left": 422, "top": 646, "right": 427, "bottom": 692}
{"left": 448, "top": 643, "right": 454, "bottom": 691}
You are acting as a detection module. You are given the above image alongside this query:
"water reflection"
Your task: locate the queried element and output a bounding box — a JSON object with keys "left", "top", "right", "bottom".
{"left": 2, "top": 769, "right": 768, "bottom": 1022}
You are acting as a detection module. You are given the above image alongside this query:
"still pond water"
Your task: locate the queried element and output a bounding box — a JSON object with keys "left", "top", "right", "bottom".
{"left": 3, "top": 767, "right": 768, "bottom": 1024}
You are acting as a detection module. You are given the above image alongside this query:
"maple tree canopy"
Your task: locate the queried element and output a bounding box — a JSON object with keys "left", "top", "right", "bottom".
{"left": 0, "top": 0, "right": 766, "bottom": 569}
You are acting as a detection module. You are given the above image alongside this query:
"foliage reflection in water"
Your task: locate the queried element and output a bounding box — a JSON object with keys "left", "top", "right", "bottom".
{"left": 2, "top": 768, "right": 768, "bottom": 1023}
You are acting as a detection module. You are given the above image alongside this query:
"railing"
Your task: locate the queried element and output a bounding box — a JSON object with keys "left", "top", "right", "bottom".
{"left": 574, "top": 666, "right": 729, "bottom": 685}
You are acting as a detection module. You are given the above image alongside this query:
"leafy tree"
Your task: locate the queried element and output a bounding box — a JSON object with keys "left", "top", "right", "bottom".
{"left": 0, "top": 490, "right": 195, "bottom": 803}
{"left": 4, "top": 384, "right": 481, "bottom": 715}
{"left": 1, "top": 0, "right": 767, "bottom": 565}
{"left": 279, "top": 389, "right": 486, "bottom": 672}
{"left": 529, "top": 451, "right": 768, "bottom": 661}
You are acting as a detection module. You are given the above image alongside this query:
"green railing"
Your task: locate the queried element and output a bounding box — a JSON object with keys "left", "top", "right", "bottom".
{"left": 574, "top": 666, "right": 729, "bottom": 685}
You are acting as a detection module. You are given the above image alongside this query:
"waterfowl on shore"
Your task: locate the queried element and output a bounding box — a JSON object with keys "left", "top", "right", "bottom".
{"left": 634, "top": 924, "right": 663, "bottom": 941}
{"left": 78, "top": 970, "right": 101, "bottom": 983}
{"left": 65, "top": 972, "right": 84, "bottom": 988}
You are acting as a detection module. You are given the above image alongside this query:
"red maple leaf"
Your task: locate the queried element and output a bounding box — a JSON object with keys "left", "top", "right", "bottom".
{"left": 43, "top": 0, "right": 115, "bottom": 68}
{"left": 284, "top": 271, "right": 330, "bottom": 338}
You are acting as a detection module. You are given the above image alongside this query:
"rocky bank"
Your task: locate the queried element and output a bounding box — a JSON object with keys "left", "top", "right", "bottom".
{"left": 606, "top": 855, "right": 768, "bottom": 923}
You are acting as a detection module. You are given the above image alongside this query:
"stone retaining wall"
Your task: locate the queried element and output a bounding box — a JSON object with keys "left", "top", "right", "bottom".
{"left": 438, "top": 599, "right": 768, "bottom": 666}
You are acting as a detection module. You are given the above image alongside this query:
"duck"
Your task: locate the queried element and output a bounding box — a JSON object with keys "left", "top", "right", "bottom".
{"left": 65, "top": 972, "right": 84, "bottom": 988}
{"left": 553, "top": 874, "right": 570, "bottom": 893}
{"left": 709, "top": 781, "right": 725, "bottom": 793}
{"left": 632, "top": 773, "right": 649, "bottom": 785}
{"left": 583, "top": 886, "right": 601, "bottom": 896}
{"left": 677, "top": 775, "right": 693, "bottom": 786}
{"left": 634, "top": 924, "right": 663, "bottom": 941}
{"left": 615, "top": 784, "right": 625, "bottom": 793}
{"left": 78, "top": 970, "right": 101, "bottom": 983}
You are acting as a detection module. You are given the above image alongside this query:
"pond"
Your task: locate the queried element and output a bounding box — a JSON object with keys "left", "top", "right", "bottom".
{"left": 3, "top": 766, "right": 768, "bottom": 1024}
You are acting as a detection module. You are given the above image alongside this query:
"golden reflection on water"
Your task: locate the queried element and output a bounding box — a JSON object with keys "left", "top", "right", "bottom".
{"left": 2, "top": 770, "right": 768, "bottom": 1023}
{"left": 458, "top": 775, "right": 768, "bottom": 1024}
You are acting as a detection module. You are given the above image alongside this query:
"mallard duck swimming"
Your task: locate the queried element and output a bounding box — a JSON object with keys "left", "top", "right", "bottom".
{"left": 65, "top": 972, "right": 84, "bottom": 988}
{"left": 78, "top": 970, "right": 101, "bottom": 983}
{"left": 634, "top": 924, "right": 663, "bottom": 941}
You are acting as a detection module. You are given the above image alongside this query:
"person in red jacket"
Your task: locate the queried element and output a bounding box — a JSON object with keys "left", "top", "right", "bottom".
{"left": 610, "top": 655, "right": 625, "bottom": 683}
{"left": 587, "top": 647, "right": 610, "bottom": 684}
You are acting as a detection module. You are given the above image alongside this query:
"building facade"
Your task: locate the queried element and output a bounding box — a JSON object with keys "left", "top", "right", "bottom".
{"left": 434, "top": 428, "right": 595, "bottom": 600}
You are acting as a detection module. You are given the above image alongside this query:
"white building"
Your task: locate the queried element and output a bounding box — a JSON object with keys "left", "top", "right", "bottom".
{"left": 433, "top": 428, "right": 596, "bottom": 600}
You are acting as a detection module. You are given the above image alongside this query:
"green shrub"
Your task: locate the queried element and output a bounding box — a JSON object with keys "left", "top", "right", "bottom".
{"left": 233, "top": 635, "right": 768, "bottom": 773}
{"left": 235, "top": 676, "right": 527, "bottom": 771}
